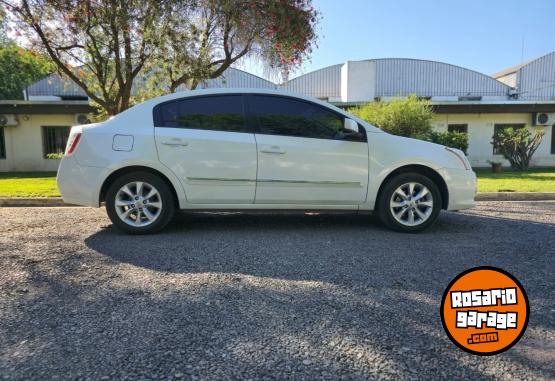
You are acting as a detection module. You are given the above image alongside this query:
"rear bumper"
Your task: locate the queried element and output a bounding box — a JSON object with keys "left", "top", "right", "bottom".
{"left": 57, "top": 156, "right": 108, "bottom": 207}
{"left": 438, "top": 168, "right": 476, "bottom": 211}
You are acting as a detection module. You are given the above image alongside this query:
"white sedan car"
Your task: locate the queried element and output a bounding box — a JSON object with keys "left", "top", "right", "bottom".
{"left": 57, "top": 89, "right": 476, "bottom": 234}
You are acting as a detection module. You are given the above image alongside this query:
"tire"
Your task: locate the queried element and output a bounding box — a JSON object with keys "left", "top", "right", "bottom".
{"left": 105, "top": 171, "right": 175, "bottom": 234}
{"left": 377, "top": 172, "right": 442, "bottom": 233}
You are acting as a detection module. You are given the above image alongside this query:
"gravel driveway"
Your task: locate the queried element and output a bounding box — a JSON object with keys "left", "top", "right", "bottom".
{"left": 0, "top": 202, "right": 554, "bottom": 380}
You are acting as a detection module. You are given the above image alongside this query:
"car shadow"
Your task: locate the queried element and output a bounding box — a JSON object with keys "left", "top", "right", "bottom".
{"left": 4, "top": 209, "right": 553, "bottom": 379}
{"left": 86, "top": 210, "right": 555, "bottom": 379}
{"left": 85, "top": 210, "right": 554, "bottom": 285}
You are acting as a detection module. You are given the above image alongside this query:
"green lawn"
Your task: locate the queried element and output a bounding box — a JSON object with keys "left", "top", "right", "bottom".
{"left": 0, "top": 169, "right": 554, "bottom": 197}
{"left": 0, "top": 172, "right": 60, "bottom": 197}
{"left": 475, "top": 168, "right": 555, "bottom": 192}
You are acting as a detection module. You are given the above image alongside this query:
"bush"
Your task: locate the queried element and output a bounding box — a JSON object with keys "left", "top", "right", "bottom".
{"left": 46, "top": 153, "right": 64, "bottom": 159}
{"left": 349, "top": 95, "right": 433, "bottom": 139}
{"left": 491, "top": 128, "right": 544, "bottom": 171}
{"left": 428, "top": 131, "right": 469, "bottom": 154}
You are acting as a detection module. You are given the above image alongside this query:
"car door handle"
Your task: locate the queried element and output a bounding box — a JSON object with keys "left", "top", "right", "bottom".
{"left": 161, "top": 141, "right": 188, "bottom": 147}
{"left": 260, "top": 146, "right": 286, "bottom": 154}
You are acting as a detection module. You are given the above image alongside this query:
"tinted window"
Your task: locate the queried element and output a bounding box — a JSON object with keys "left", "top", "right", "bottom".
{"left": 42, "top": 126, "right": 70, "bottom": 158}
{"left": 155, "top": 95, "right": 248, "bottom": 133}
{"left": 448, "top": 124, "right": 468, "bottom": 134}
{"left": 251, "top": 95, "right": 346, "bottom": 140}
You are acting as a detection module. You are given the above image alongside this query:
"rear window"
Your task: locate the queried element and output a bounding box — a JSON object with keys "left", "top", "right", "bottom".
{"left": 153, "top": 95, "right": 249, "bottom": 133}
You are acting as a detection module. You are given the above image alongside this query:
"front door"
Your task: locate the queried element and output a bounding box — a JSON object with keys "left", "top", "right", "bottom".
{"left": 247, "top": 95, "right": 369, "bottom": 205}
{"left": 154, "top": 94, "right": 257, "bottom": 204}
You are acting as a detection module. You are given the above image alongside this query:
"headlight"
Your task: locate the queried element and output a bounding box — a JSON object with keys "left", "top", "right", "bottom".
{"left": 445, "top": 147, "right": 471, "bottom": 170}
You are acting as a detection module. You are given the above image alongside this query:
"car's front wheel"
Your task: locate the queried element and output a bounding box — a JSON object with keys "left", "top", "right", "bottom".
{"left": 377, "top": 172, "right": 442, "bottom": 233}
{"left": 105, "top": 171, "right": 175, "bottom": 234}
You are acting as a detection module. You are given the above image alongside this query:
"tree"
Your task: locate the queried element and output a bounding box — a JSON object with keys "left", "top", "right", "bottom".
{"left": 491, "top": 127, "right": 544, "bottom": 171}
{"left": 3, "top": 0, "right": 318, "bottom": 115}
{"left": 0, "top": 43, "right": 53, "bottom": 99}
{"left": 350, "top": 95, "right": 434, "bottom": 139}
{"left": 0, "top": 6, "right": 52, "bottom": 99}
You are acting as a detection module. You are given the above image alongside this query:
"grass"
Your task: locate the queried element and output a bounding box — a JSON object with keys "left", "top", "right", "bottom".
{"left": 0, "top": 168, "right": 554, "bottom": 197}
{"left": 0, "top": 172, "right": 60, "bottom": 197}
{"left": 475, "top": 168, "right": 555, "bottom": 192}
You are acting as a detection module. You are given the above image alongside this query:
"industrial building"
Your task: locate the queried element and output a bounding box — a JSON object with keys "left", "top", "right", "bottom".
{"left": 1, "top": 52, "right": 555, "bottom": 171}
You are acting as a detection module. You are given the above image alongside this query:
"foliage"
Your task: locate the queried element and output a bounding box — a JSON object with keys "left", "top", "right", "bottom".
{"left": 3, "top": 0, "right": 319, "bottom": 115}
{"left": 428, "top": 130, "right": 469, "bottom": 154}
{"left": 350, "top": 96, "right": 471, "bottom": 153}
{"left": 491, "top": 127, "right": 544, "bottom": 171}
{"left": 349, "top": 95, "right": 434, "bottom": 139}
{"left": 45, "top": 152, "right": 63, "bottom": 159}
{"left": 0, "top": 42, "right": 53, "bottom": 99}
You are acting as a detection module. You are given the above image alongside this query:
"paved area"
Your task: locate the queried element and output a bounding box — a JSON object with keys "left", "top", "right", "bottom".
{"left": 0, "top": 202, "right": 554, "bottom": 380}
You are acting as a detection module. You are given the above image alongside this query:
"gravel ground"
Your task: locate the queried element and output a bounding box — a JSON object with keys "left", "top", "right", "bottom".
{"left": 0, "top": 202, "right": 554, "bottom": 380}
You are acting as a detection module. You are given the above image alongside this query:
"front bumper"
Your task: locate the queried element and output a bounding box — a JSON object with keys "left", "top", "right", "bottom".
{"left": 438, "top": 168, "right": 476, "bottom": 211}
{"left": 57, "top": 156, "right": 108, "bottom": 207}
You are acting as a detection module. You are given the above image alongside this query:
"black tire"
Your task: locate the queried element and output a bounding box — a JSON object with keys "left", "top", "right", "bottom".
{"left": 377, "top": 172, "right": 442, "bottom": 233}
{"left": 105, "top": 171, "right": 175, "bottom": 234}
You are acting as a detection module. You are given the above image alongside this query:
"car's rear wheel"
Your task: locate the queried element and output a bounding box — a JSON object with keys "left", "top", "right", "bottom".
{"left": 377, "top": 172, "right": 442, "bottom": 233}
{"left": 105, "top": 171, "right": 175, "bottom": 234}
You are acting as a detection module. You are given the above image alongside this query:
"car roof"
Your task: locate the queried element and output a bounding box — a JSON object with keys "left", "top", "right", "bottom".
{"left": 146, "top": 88, "right": 334, "bottom": 109}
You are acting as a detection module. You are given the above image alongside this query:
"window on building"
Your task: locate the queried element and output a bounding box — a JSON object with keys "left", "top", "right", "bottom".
{"left": 448, "top": 124, "right": 468, "bottom": 134}
{"left": 250, "top": 95, "right": 356, "bottom": 141}
{"left": 42, "top": 126, "right": 70, "bottom": 158}
{"left": 551, "top": 125, "right": 555, "bottom": 154}
{"left": 153, "top": 95, "right": 249, "bottom": 133}
{"left": 0, "top": 127, "right": 5, "bottom": 159}
{"left": 493, "top": 124, "right": 525, "bottom": 155}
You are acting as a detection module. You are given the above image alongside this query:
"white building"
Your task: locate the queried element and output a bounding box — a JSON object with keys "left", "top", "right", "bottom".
{"left": 280, "top": 56, "right": 555, "bottom": 167}
{"left": 1, "top": 54, "right": 555, "bottom": 172}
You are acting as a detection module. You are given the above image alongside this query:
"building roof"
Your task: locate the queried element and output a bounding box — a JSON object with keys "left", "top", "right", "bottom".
{"left": 25, "top": 67, "right": 276, "bottom": 99}
{"left": 22, "top": 53, "right": 555, "bottom": 107}
{"left": 492, "top": 62, "right": 530, "bottom": 79}
{"left": 0, "top": 100, "right": 94, "bottom": 114}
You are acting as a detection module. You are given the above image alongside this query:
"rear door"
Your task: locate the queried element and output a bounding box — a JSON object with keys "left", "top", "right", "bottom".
{"left": 154, "top": 94, "right": 257, "bottom": 204}
{"left": 247, "top": 95, "right": 369, "bottom": 205}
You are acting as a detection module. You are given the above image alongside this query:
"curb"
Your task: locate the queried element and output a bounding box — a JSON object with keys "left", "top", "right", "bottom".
{"left": 1, "top": 193, "right": 555, "bottom": 207}
{"left": 0, "top": 197, "right": 74, "bottom": 207}
{"left": 474, "top": 192, "right": 555, "bottom": 201}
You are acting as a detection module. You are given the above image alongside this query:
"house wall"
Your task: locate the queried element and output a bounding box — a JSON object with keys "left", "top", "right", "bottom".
{"left": 0, "top": 114, "right": 76, "bottom": 172}
{"left": 432, "top": 113, "right": 555, "bottom": 167}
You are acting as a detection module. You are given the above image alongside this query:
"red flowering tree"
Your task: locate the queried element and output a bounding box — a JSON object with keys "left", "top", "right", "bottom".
{"left": 2, "top": 0, "right": 318, "bottom": 115}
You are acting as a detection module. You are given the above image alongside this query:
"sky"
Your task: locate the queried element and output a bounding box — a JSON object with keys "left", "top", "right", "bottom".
{"left": 245, "top": 0, "right": 555, "bottom": 80}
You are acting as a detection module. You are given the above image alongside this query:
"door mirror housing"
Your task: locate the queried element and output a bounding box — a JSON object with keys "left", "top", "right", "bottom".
{"left": 344, "top": 118, "right": 359, "bottom": 133}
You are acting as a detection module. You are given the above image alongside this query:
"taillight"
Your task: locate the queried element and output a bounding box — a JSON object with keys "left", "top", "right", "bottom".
{"left": 65, "top": 132, "right": 82, "bottom": 156}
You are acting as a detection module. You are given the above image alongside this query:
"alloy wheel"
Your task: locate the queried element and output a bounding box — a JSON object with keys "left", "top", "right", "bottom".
{"left": 389, "top": 182, "right": 434, "bottom": 227}
{"left": 114, "top": 181, "right": 163, "bottom": 227}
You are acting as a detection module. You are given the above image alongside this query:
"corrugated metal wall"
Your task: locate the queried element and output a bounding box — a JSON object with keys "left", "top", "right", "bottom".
{"left": 32, "top": 56, "right": 555, "bottom": 102}
{"left": 280, "top": 64, "right": 342, "bottom": 99}
{"left": 27, "top": 68, "right": 275, "bottom": 98}
{"left": 374, "top": 58, "right": 510, "bottom": 97}
{"left": 197, "top": 68, "right": 276, "bottom": 89}
{"left": 516, "top": 52, "right": 555, "bottom": 100}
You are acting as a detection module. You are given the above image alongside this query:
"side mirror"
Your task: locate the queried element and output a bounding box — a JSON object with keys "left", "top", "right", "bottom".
{"left": 344, "top": 118, "right": 359, "bottom": 133}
